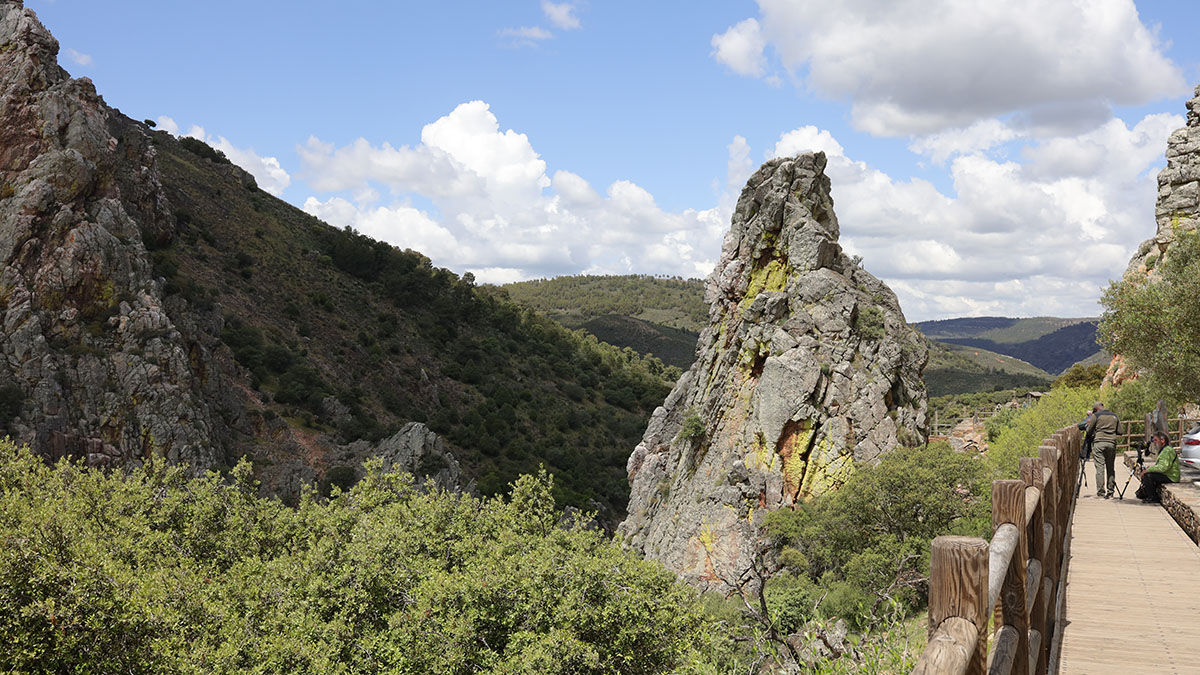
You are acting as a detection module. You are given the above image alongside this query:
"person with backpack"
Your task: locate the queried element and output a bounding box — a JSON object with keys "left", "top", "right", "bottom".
{"left": 1136, "top": 431, "right": 1180, "bottom": 503}
{"left": 1085, "top": 402, "right": 1119, "bottom": 498}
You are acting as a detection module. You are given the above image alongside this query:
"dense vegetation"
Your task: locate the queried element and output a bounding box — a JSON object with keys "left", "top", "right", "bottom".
{"left": 501, "top": 275, "right": 707, "bottom": 369}
{"left": 1099, "top": 231, "right": 1200, "bottom": 408}
{"left": 764, "top": 443, "right": 990, "bottom": 633}
{"left": 0, "top": 443, "right": 723, "bottom": 674}
{"left": 503, "top": 275, "right": 708, "bottom": 332}
{"left": 1052, "top": 363, "right": 1107, "bottom": 390}
{"left": 153, "top": 134, "right": 680, "bottom": 518}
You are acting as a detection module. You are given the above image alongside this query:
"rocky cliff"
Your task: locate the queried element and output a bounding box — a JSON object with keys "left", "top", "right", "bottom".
{"left": 0, "top": 1, "right": 236, "bottom": 470}
{"left": 618, "top": 154, "right": 928, "bottom": 589}
{"left": 1126, "top": 85, "right": 1200, "bottom": 277}
{"left": 1108, "top": 85, "right": 1200, "bottom": 386}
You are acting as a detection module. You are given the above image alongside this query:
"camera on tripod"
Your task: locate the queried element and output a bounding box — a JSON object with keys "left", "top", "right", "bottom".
{"left": 1117, "top": 440, "right": 1148, "bottom": 499}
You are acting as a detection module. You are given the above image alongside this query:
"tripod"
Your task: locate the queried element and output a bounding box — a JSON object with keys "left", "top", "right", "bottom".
{"left": 1115, "top": 446, "right": 1145, "bottom": 500}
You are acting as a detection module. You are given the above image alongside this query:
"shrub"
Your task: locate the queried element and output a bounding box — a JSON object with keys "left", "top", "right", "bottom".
{"left": 985, "top": 386, "right": 1099, "bottom": 478}
{"left": 677, "top": 410, "right": 706, "bottom": 443}
{"left": 764, "top": 442, "right": 989, "bottom": 628}
{"left": 178, "top": 136, "right": 230, "bottom": 164}
{"left": 0, "top": 445, "right": 723, "bottom": 673}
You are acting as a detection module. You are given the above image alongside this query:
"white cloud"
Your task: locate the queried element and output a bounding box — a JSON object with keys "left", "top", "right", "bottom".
{"left": 299, "top": 101, "right": 728, "bottom": 281}
{"left": 63, "top": 48, "right": 92, "bottom": 66}
{"left": 720, "top": 0, "right": 1185, "bottom": 136}
{"left": 499, "top": 25, "right": 553, "bottom": 47}
{"left": 772, "top": 125, "right": 845, "bottom": 159}
{"left": 155, "top": 116, "right": 179, "bottom": 135}
{"left": 157, "top": 119, "right": 291, "bottom": 196}
{"left": 763, "top": 113, "right": 1182, "bottom": 319}
{"left": 541, "top": 1, "right": 580, "bottom": 30}
{"left": 909, "top": 119, "right": 1021, "bottom": 165}
{"left": 711, "top": 18, "right": 767, "bottom": 78}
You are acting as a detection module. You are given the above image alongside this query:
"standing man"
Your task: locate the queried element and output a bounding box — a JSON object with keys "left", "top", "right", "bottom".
{"left": 1086, "top": 402, "right": 1120, "bottom": 498}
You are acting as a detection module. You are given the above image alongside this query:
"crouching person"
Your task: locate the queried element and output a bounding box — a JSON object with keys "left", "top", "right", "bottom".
{"left": 1136, "top": 431, "right": 1180, "bottom": 503}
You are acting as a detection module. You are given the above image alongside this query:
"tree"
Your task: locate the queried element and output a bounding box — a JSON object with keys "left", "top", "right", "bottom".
{"left": 1099, "top": 231, "right": 1200, "bottom": 402}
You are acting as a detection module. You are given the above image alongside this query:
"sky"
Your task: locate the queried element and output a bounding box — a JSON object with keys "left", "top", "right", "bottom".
{"left": 30, "top": 0, "right": 1200, "bottom": 321}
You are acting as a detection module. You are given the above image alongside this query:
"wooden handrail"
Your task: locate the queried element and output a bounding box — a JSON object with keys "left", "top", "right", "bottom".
{"left": 913, "top": 424, "right": 1081, "bottom": 675}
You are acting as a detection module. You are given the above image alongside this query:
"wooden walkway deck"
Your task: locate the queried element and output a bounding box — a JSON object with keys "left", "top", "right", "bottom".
{"left": 1058, "top": 458, "right": 1200, "bottom": 674}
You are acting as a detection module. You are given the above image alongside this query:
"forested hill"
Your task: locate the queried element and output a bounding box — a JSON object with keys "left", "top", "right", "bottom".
{"left": 148, "top": 136, "right": 682, "bottom": 519}
{"left": 501, "top": 275, "right": 708, "bottom": 368}
{"left": 914, "top": 317, "right": 1104, "bottom": 374}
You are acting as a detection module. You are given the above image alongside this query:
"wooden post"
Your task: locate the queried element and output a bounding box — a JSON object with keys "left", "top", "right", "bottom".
{"left": 993, "top": 479, "right": 1029, "bottom": 675}
{"left": 1021, "top": 456, "right": 1047, "bottom": 675}
{"left": 928, "top": 536, "right": 989, "bottom": 675}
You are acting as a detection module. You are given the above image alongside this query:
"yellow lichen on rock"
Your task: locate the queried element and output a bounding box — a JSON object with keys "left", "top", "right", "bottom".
{"left": 698, "top": 523, "right": 716, "bottom": 553}
{"left": 740, "top": 257, "right": 791, "bottom": 310}
{"left": 798, "top": 435, "right": 854, "bottom": 498}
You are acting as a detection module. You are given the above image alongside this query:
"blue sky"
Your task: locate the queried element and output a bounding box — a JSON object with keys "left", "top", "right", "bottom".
{"left": 32, "top": 0, "right": 1200, "bottom": 321}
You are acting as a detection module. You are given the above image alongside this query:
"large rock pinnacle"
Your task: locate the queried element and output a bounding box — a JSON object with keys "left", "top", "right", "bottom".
{"left": 1127, "top": 85, "right": 1200, "bottom": 276}
{"left": 618, "top": 153, "right": 928, "bottom": 590}
{"left": 0, "top": 1, "right": 231, "bottom": 469}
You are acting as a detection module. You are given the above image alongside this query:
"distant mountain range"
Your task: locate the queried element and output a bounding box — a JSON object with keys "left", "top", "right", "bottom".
{"left": 913, "top": 317, "right": 1105, "bottom": 375}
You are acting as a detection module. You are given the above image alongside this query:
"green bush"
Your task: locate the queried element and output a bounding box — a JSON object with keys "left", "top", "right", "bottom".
{"left": 853, "top": 305, "right": 886, "bottom": 341}
{"left": 0, "top": 444, "right": 723, "bottom": 674}
{"left": 984, "top": 386, "right": 1098, "bottom": 478}
{"left": 764, "top": 442, "right": 989, "bottom": 628}
{"left": 1099, "top": 230, "right": 1200, "bottom": 401}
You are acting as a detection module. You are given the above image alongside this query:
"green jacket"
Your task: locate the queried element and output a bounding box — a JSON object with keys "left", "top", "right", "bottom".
{"left": 1147, "top": 445, "right": 1180, "bottom": 483}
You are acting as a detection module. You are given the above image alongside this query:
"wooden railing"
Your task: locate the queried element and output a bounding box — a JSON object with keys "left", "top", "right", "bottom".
{"left": 912, "top": 425, "right": 1081, "bottom": 675}
{"left": 1114, "top": 417, "right": 1198, "bottom": 453}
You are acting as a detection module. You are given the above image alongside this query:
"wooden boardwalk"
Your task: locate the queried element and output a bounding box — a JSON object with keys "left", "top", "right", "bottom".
{"left": 1058, "top": 458, "right": 1200, "bottom": 674}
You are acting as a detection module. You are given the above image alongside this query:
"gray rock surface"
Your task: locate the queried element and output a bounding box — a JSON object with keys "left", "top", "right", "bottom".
{"left": 618, "top": 153, "right": 928, "bottom": 590}
{"left": 343, "top": 422, "right": 473, "bottom": 493}
{"left": 1127, "top": 84, "right": 1200, "bottom": 276}
{"left": 0, "top": 1, "right": 234, "bottom": 470}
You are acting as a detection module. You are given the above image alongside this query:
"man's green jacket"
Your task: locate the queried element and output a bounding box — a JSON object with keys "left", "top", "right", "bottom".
{"left": 1147, "top": 444, "right": 1180, "bottom": 483}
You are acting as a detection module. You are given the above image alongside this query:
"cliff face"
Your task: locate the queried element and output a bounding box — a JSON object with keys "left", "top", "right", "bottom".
{"left": 618, "top": 154, "right": 928, "bottom": 589}
{"left": 1125, "top": 85, "right": 1200, "bottom": 278}
{"left": 0, "top": 1, "right": 236, "bottom": 470}
{"left": 1108, "top": 85, "right": 1200, "bottom": 387}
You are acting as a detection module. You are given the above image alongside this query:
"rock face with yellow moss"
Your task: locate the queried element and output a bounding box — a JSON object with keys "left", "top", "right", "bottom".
{"left": 618, "top": 153, "right": 927, "bottom": 590}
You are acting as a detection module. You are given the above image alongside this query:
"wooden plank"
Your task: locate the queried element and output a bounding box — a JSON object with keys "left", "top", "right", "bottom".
{"left": 991, "top": 480, "right": 1028, "bottom": 675}
{"left": 986, "top": 522, "right": 1019, "bottom": 610}
{"left": 986, "top": 625, "right": 1018, "bottom": 675}
{"left": 914, "top": 617, "right": 978, "bottom": 675}
{"left": 927, "top": 536, "right": 990, "bottom": 675}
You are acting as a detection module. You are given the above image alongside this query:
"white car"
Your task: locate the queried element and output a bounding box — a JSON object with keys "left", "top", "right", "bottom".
{"left": 1180, "top": 425, "right": 1200, "bottom": 471}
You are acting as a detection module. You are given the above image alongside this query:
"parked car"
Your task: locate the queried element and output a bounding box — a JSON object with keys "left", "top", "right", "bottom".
{"left": 1180, "top": 425, "right": 1200, "bottom": 471}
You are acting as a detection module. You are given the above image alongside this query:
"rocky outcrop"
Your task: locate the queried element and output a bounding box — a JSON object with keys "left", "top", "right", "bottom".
{"left": 343, "top": 422, "right": 473, "bottom": 493}
{"left": 0, "top": 1, "right": 234, "bottom": 470}
{"left": 618, "top": 153, "right": 927, "bottom": 589}
{"left": 1126, "top": 85, "right": 1200, "bottom": 277}
{"left": 1107, "top": 85, "right": 1200, "bottom": 387}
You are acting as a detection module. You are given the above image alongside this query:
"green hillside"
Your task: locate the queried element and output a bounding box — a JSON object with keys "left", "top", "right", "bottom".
{"left": 149, "top": 133, "right": 679, "bottom": 519}
{"left": 501, "top": 275, "right": 707, "bottom": 368}
{"left": 503, "top": 275, "right": 708, "bottom": 331}
{"left": 924, "top": 342, "right": 1054, "bottom": 397}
